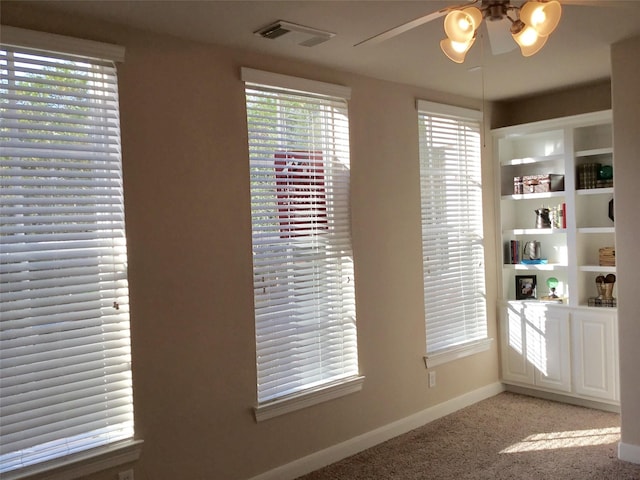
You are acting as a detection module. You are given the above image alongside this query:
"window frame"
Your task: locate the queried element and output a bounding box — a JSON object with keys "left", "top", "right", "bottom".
{"left": 0, "top": 27, "right": 141, "bottom": 479}
{"left": 242, "top": 68, "right": 363, "bottom": 420}
{"left": 416, "top": 100, "right": 492, "bottom": 368}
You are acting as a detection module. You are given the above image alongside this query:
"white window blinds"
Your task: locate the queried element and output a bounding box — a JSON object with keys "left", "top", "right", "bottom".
{"left": 242, "top": 68, "right": 359, "bottom": 405}
{"left": 0, "top": 38, "right": 133, "bottom": 473}
{"left": 417, "top": 101, "right": 488, "bottom": 355}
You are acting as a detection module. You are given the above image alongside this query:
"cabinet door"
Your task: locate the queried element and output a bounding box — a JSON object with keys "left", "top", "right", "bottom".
{"left": 532, "top": 307, "right": 572, "bottom": 392}
{"left": 500, "top": 302, "right": 534, "bottom": 385}
{"left": 571, "top": 310, "right": 618, "bottom": 401}
{"left": 500, "top": 302, "right": 571, "bottom": 392}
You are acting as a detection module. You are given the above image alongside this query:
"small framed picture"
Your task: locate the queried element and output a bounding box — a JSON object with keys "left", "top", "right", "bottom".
{"left": 516, "top": 275, "right": 537, "bottom": 300}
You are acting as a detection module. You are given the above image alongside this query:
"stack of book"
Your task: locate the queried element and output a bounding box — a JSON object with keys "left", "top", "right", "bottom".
{"left": 506, "top": 240, "right": 521, "bottom": 264}
{"left": 550, "top": 202, "right": 566, "bottom": 229}
{"left": 596, "top": 178, "right": 613, "bottom": 188}
{"left": 588, "top": 297, "right": 617, "bottom": 307}
{"left": 577, "top": 163, "right": 600, "bottom": 189}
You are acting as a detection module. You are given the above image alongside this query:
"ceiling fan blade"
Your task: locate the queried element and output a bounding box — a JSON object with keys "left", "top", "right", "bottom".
{"left": 354, "top": 9, "right": 448, "bottom": 47}
{"left": 484, "top": 17, "right": 517, "bottom": 55}
{"left": 354, "top": 1, "right": 479, "bottom": 47}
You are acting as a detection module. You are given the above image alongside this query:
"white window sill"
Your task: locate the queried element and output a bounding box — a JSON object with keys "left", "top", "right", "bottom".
{"left": 254, "top": 375, "right": 365, "bottom": 422}
{"left": 424, "top": 338, "right": 494, "bottom": 369}
{"left": 4, "top": 439, "right": 143, "bottom": 480}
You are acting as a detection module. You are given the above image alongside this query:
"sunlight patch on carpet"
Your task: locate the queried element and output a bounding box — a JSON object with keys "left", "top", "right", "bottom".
{"left": 500, "top": 427, "right": 620, "bottom": 453}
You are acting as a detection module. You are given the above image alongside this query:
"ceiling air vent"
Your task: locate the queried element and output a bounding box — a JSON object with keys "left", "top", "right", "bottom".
{"left": 254, "top": 21, "right": 335, "bottom": 47}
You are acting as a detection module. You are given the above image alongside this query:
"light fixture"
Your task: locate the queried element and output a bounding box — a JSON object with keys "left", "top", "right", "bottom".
{"left": 520, "top": 0, "right": 562, "bottom": 36}
{"left": 444, "top": 7, "right": 483, "bottom": 43}
{"left": 440, "top": 0, "right": 562, "bottom": 62}
{"left": 510, "top": 20, "right": 548, "bottom": 56}
{"left": 440, "top": 36, "right": 476, "bottom": 63}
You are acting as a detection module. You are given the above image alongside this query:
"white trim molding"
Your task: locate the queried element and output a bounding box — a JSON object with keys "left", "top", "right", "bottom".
{"left": 424, "top": 337, "right": 494, "bottom": 369}
{"left": 0, "top": 25, "right": 125, "bottom": 62}
{"left": 4, "top": 440, "right": 143, "bottom": 480}
{"left": 248, "top": 382, "right": 504, "bottom": 480}
{"left": 619, "top": 442, "right": 640, "bottom": 464}
{"left": 254, "top": 376, "right": 365, "bottom": 422}
{"left": 416, "top": 99, "right": 482, "bottom": 121}
{"left": 241, "top": 67, "right": 351, "bottom": 99}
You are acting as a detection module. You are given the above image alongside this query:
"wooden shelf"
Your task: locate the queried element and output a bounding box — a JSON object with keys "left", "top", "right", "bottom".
{"left": 579, "top": 265, "right": 616, "bottom": 273}
{"left": 501, "top": 153, "right": 565, "bottom": 166}
{"left": 577, "top": 227, "right": 615, "bottom": 234}
{"left": 504, "top": 263, "right": 568, "bottom": 271}
{"left": 576, "top": 187, "right": 614, "bottom": 196}
{"left": 575, "top": 147, "right": 613, "bottom": 157}
{"left": 505, "top": 228, "right": 567, "bottom": 235}
{"left": 502, "top": 191, "right": 565, "bottom": 201}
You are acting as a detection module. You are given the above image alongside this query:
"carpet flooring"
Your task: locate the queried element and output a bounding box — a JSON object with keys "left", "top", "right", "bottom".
{"left": 296, "top": 392, "right": 640, "bottom": 479}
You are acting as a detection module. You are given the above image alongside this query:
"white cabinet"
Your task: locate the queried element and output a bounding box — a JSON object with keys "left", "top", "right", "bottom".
{"left": 500, "top": 302, "right": 534, "bottom": 385}
{"left": 500, "top": 302, "right": 571, "bottom": 393}
{"left": 535, "top": 306, "right": 572, "bottom": 392}
{"left": 571, "top": 309, "right": 618, "bottom": 402}
{"left": 499, "top": 301, "right": 619, "bottom": 404}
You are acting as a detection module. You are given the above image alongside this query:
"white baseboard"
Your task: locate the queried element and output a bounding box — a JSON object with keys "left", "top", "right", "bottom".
{"left": 248, "top": 382, "right": 505, "bottom": 480}
{"left": 619, "top": 442, "right": 640, "bottom": 464}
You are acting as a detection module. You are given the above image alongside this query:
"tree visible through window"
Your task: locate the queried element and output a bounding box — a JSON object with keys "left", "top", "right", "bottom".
{"left": 0, "top": 37, "right": 133, "bottom": 473}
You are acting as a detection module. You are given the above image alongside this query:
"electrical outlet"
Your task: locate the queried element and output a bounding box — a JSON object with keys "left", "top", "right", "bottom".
{"left": 428, "top": 371, "right": 436, "bottom": 388}
{"left": 118, "top": 469, "right": 134, "bottom": 480}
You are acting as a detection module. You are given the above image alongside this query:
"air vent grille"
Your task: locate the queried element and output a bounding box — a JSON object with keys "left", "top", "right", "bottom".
{"left": 260, "top": 25, "right": 290, "bottom": 40}
{"left": 254, "top": 21, "right": 335, "bottom": 47}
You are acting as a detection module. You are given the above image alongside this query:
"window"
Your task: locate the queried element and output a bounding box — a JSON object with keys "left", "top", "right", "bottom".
{"left": 242, "top": 68, "right": 361, "bottom": 420}
{"left": 417, "top": 100, "right": 489, "bottom": 366}
{"left": 0, "top": 28, "right": 136, "bottom": 474}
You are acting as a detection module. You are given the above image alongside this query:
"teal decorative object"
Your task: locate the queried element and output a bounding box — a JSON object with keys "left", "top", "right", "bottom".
{"left": 598, "top": 165, "right": 613, "bottom": 180}
{"left": 546, "top": 277, "right": 559, "bottom": 298}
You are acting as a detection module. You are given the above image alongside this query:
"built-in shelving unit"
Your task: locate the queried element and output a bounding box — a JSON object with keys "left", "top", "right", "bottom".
{"left": 493, "top": 110, "right": 616, "bottom": 308}
{"left": 493, "top": 110, "right": 619, "bottom": 407}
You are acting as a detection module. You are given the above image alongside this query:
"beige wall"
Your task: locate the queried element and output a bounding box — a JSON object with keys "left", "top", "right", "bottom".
{"left": 1, "top": 3, "right": 501, "bottom": 480}
{"left": 611, "top": 35, "right": 640, "bottom": 454}
{"left": 493, "top": 80, "right": 612, "bottom": 128}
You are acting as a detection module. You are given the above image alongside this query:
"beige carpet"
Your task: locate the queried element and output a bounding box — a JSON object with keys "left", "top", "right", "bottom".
{"left": 297, "top": 392, "right": 640, "bottom": 479}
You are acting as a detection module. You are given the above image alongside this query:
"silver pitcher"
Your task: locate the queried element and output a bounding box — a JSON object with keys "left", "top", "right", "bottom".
{"left": 535, "top": 208, "right": 551, "bottom": 228}
{"left": 523, "top": 241, "right": 542, "bottom": 260}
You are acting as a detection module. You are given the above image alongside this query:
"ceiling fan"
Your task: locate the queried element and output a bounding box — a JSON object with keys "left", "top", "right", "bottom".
{"left": 354, "top": 0, "right": 609, "bottom": 63}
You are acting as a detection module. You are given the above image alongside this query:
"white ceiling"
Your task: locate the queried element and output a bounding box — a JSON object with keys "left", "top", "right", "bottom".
{"left": 24, "top": 0, "right": 640, "bottom": 101}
